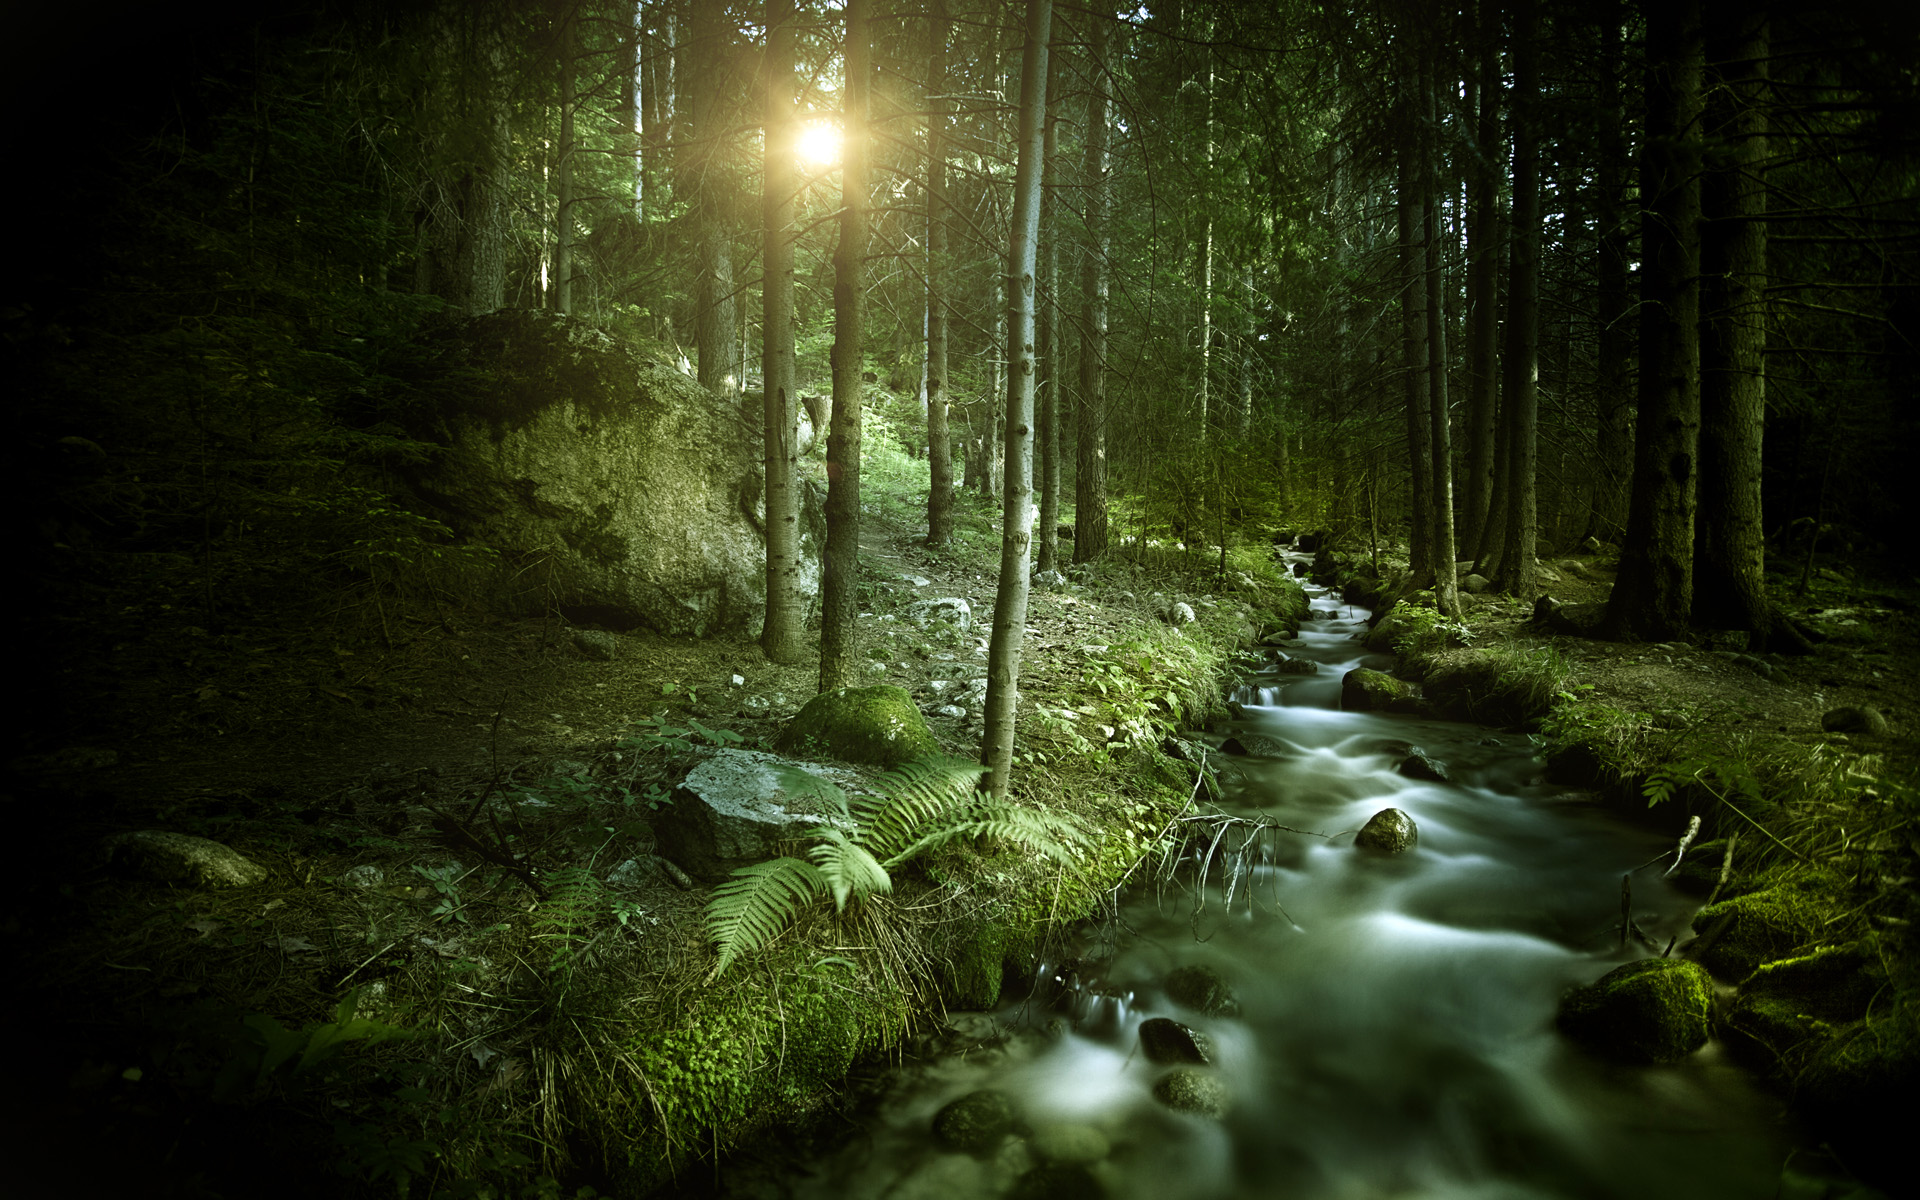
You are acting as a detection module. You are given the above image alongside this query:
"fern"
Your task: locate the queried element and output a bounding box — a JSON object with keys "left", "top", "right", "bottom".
{"left": 702, "top": 755, "right": 1083, "bottom": 977}
{"left": 533, "top": 865, "right": 606, "bottom": 972}
{"left": 706, "top": 856, "right": 825, "bottom": 978}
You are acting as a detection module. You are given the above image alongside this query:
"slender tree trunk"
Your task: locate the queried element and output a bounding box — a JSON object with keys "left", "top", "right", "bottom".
{"left": 1495, "top": 0, "right": 1539, "bottom": 598}
{"left": 760, "top": 0, "right": 805, "bottom": 663}
{"left": 1694, "top": 0, "right": 1770, "bottom": 638}
{"left": 1423, "top": 59, "right": 1460, "bottom": 616}
{"left": 925, "top": 0, "right": 953, "bottom": 546}
{"left": 982, "top": 0, "right": 1051, "bottom": 803}
{"left": 1605, "top": 0, "right": 1703, "bottom": 641}
{"left": 1463, "top": 7, "right": 1501, "bottom": 555}
{"left": 417, "top": 0, "right": 510, "bottom": 316}
{"left": 1591, "top": 3, "right": 1633, "bottom": 544}
{"left": 553, "top": 2, "right": 577, "bottom": 314}
{"left": 1074, "top": 13, "right": 1110, "bottom": 564}
{"left": 1396, "top": 110, "right": 1434, "bottom": 583}
{"left": 691, "top": 1, "right": 737, "bottom": 394}
{"left": 1035, "top": 55, "right": 1061, "bottom": 575}
{"left": 819, "top": 0, "right": 869, "bottom": 693}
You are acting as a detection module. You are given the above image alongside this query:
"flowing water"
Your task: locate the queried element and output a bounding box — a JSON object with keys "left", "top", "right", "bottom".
{"left": 738, "top": 565, "right": 1799, "bottom": 1200}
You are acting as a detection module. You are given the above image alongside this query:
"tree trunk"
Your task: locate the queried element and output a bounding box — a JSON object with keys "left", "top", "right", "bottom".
{"left": 553, "top": 1, "right": 577, "bottom": 315}
{"left": 1074, "top": 13, "right": 1110, "bottom": 564}
{"left": 416, "top": 0, "right": 510, "bottom": 316}
{"left": 1035, "top": 55, "right": 1061, "bottom": 575}
{"left": 1591, "top": 3, "right": 1633, "bottom": 545}
{"left": 691, "top": 1, "right": 737, "bottom": 394}
{"left": 981, "top": 0, "right": 1051, "bottom": 803}
{"left": 1423, "top": 58, "right": 1460, "bottom": 616}
{"left": 925, "top": 0, "right": 954, "bottom": 547}
{"left": 1396, "top": 110, "right": 1434, "bottom": 584}
{"left": 1604, "top": 0, "right": 1703, "bottom": 641}
{"left": 819, "top": 0, "right": 869, "bottom": 693}
{"left": 1694, "top": 0, "right": 1770, "bottom": 639}
{"left": 1463, "top": 7, "right": 1501, "bottom": 555}
{"left": 760, "top": 0, "right": 805, "bottom": 663}
{"left": 1495, "top": 0, "right": 1539, "bottom": 599}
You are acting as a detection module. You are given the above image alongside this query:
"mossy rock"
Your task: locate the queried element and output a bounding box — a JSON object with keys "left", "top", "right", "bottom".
{"left": 1164, "top": 964, "right": 1240, "bottom": 1017}
{"left": 1152, "top": 1068, "right": 1228, "bottom": 1118}
{"left": 1011, "top": 1163, "right": 1106, "bottom": 1200}
{"left": 1028, "top": 1123, "right": 1110, "bottom": 1166}
{"left": 932, "top": 1089, "right": 1014, "bottom": 1153}
{"left": 1795, "top": 1007, "right": 1920, "bottom": 1187}
{"left": 1353, "top": 808, "right": 1418, "bottom": 854}
{"left": 1686, "top": 884, "right": 1828, "bottom": 981}
{"left": 1556, "top": 958, "right": 1714, "bottom": 1065}
{"left": 775, "top": 684, "right": 939, "bottom": 769}
{"left": 1339, "top": 667, "right": 1420, "bottom": 714}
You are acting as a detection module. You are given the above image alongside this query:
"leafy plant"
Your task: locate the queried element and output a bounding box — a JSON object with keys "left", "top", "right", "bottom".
{"left": 704, "top": 757, "right": 1085, "bottom": 978}
{"left": 531, "top": 865, "right": 606, "bottom": 973}
{"left": 413, "top": 863, "right": 473, "bottom": 924}
{"left": 214, "top": 988, "right": 414, "bottom": 1100}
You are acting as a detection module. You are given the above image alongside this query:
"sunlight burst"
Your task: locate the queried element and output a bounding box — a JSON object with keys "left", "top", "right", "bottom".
{"left": 797, "top": 119, "right": 842, "bottom": 168}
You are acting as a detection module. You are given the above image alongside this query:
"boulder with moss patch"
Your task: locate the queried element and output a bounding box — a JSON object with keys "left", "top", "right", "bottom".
{"left": 1339, "top": 668, "right": 1419, "bottom": 714}
{"left": 1354, "top": 808, "right": 1419, "bottom": 854}
{"left": 1152, "top": 1068, "right": 1228, "bottom": 1117}
{"left": 1685, "top": 883, "right": 1827, "bottom": 980}
{"left": 775, "top": 685, "right": 940, "bottom": 769}
{"left": 654, "top": 749, "right": 861, "bottom": 880}
{"left": 106, "top": 831, "right": 268, "bottom": 888}
{"left": 933, "top": 1089, "right": 1015, "bottom": 1153}
{"left": 1556, "top": 958, "right": 1714, "bottom": 1064}
{"left": 1164, "top": 965, "right": 1240, "bottom": 1017}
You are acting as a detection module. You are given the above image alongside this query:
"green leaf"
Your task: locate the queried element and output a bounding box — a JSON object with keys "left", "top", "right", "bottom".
{"left": 808, "top": 829, "right": 892, "bottom": 912}
{"left": 705, "top": 857, "right": 824, "bottom": 978}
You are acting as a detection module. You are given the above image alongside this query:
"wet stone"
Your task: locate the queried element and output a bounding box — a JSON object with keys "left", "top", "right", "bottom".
{"left": 1821, "top": 706, "right": 1888, "bottom": 736}
{"left": 1011, "top": 1163, "right": 1106, "bottom": 1200}
{"left": 1556, "top": 958, "right": 1713, "bottom": 1065}
{"left": 1152, "top": 1068, "right": 1228, "bottom": 1118}
{"left": 1027, "top": 1123, "right": 1110, "bottom": 1166}
{"left": 1354, "top": 808, "right": 1418, "bottom": 854}
{"left": 1164, "top": 964, "right": 1240, "bottom": 1017}
{"left": 1138, "top": 1017, "right": 1213, "bottom": 1065}
{"left": 1397, "top": 750, "right": 1450, "bottom": 783}
{"left": 932, "top": 1089, "right": 1015, "bottom": 1154}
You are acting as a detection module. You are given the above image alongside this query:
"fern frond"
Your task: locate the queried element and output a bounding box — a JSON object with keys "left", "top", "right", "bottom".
{"left": 534, "top": 866, "right": 605, "bottom": 941}
{"left": 808, "top": 829, "right": 893, "bottom": 912}
{"left": 882, "top": 802, "right": 1087, "bottom": 869}
{"left": 857, "top": 756, "right": 989, "bottom": 863}
{"left": 768, "top": 765, "right": 852, "bottom": 822}
{"left": 705, "top": 856, "right": 824, "bottom": 978}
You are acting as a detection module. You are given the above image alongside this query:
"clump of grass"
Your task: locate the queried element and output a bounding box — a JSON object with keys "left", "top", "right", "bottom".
{"left": 1423, "top": 643, "right": 1570, "bottom": 727}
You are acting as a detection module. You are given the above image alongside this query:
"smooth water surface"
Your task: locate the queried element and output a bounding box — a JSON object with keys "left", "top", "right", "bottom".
{"left": 757, "top": 568, "right": 1793, "bottom": 1200}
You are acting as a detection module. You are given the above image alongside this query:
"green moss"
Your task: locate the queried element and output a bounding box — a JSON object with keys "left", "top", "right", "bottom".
{"left": 775, "top": 685, "right": 940, "bottom": 769}
{"left": 1421, "top": 646, "right": 1569, "bottom": 727}
{"left": 1556, "top": 957, "right": 1714, "bottom": 1064}
{"left": 1338, "top": 667, "right": 1420, "bottom": 714}
{"left": 1688, "top": 883, "right": 1830, "bottom": 981}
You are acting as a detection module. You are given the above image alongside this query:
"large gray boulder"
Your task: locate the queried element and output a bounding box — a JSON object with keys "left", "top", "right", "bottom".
{"left": 653, "top": 749, "right": 860, "bottom": 880}
{"left": 401, "top": 311, "right": 823, "bottom": 638}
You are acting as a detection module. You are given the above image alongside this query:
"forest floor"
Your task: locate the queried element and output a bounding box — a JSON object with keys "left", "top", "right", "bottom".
{"left": 8, "top": 477, "right": 1918, "bottom": 1197}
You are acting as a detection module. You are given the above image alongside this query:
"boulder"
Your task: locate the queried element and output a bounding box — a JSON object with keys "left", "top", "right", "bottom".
{"left": 106, "top": 831, "right": 268, "bottom": 888}
{"left": 1397, "top": 751, "right": 1450, "bottom": 783}
{"left": 397, "top": 311, "right": 823, "bottom": 638}
{"left": 652, "top": 749, "right": 859, "bottom": 880}
{"left": 775, "top": 685, "right": 940, "bottom": 769}
{"left": 1166, "top": 602, "right": 1196, "bottom": 626}
{"left": 1461, "top": 573, "right": 1492, "bottom": 595}
{"left": 909, "top": 596, "right": 973, "bottom": 634}
{"left": 1027, "top": 1124, "right": 1110, "bottom": 1167}
{"left": 1011, "top": 1164, "right": 1106, "bottom": 1200}
{"left": 1138, "top": 1017, "right": 1213, "bottom": 1064}
{"left": 1354, "top": 808, "right": 1418, "bottom": 854}
{"left": 570, "top": 629, "right": 618, "bottom": 661}
{"left": 1032, "top": 569, "right": 1068, "bottom": 590}
{"left": 1218, "top": 734, "right": 1289, "bottom": 758}
{"left": 1556, "top": 958, "right": 1714, "bottom": 1064}
{"left": 1339, "top": 668, "right": 1419, "bottom": 714}
{"left": 1686, "top": 884, "right": 1827, "bottom": 980}
{"left": 1544, "top": 602, "right": 1607, "bottom": 637}
{"left": 1164, "top": 965, "right": 1240, "bottom": 1017}
{"left": 1273, "top": 656, "right": 1319, "bottom": 675}
{"left": 932, "top": 1089, "right": 1015, "bottom": 1153}
{"left": 1152, "top": 1068, "right": 1228, "bottom": 1118}
{"left": 1821, "top": 706, "right": 1888, "bottom": 736}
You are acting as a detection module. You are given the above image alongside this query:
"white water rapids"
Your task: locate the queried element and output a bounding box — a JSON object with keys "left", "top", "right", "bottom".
{"left": 732, "top": 563, "right": 1797, "bottom": 1200}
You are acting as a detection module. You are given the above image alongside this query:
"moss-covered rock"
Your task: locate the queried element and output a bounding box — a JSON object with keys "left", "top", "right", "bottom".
{"left": 932, "top": 1089, "right": 1015, "bottom": 1153}
{"left": 1354, "top": 808, "right": 1419, "bottom": 854}
{"left": 1685, "top": 884, "right": 1828, "bottom": 981}
{"left": 1028, "top": 1123, "right": 1110, "bottom": 1166}
{"left": 1339, "top": 667, "right": 1420, "bottom": 714}
{"left": 1012, "top": 1163, "right": 1106, "bottom": 1200}
{"left": 775, "top": 685, "right": 940, "bottom": 769}
{"left": 1556, "top": 957, "right": 1714, "bottom": 1064}
{"left": 1164, "top": 964, "right": 1240, "bottom": 1017}
{"left": 105, "top": 831, "right": 268, "bottom": 888}
{"left": 1152, "top": 1068, "right": 1228, "bottom": 1117}
{"left": 1138, "top": 1017, "right": 1213, "bottom": 1064}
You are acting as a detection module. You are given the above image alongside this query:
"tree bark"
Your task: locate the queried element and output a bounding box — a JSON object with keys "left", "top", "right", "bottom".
{"left": 1591, "top": 3, "right": 1634, "bottom": 545}
{"left": 1605, "top": 0, "right": 1703, "bottom": 641}
{"left": 1495, "top": 0, "right": 1539, "bottom": 599}
{"left": 1035, "top": 54, "right": 1061, "bottom": 575}
{"left": 1396, "top": 109, "right": 1434, "bottom": 585}
{"left": 691, "top": 1, "right": 737, "bottom": 395}
{"left": 982, "top": 0, "right": 1051, "bottom": 803}
{"left": 1074, "top": 13, "right": 1110, "bottom": 564}
{"left": 1694, "top": 0, "right": 1770, "bottom": 639}
{"left": 1423, "top": 58, "right": 1461, "bottom": 617}
{"left": 819, "top": 0, "right": 869, "bottom": 693}
{"left": 1463, "top": 4, "right": 1501, "bottom": 556}
{"left": 552, "top": 1, "right": 577, "bottom": 315}
{"left": 415, "top": 0, "right": 510, "bottom": 316}
{"left": 760, "top": 0, "right": 805, "bottom": 663}
{"left": 924, "top": 0, "right": 954, "bottom": 547}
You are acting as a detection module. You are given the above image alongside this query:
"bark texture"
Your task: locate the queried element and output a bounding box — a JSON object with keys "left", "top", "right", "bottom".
{"left": 760, "top": 0, "right": 805, "bottom": 663}
{"left": 1074, "top": 14, "right": 1111, "bottom": 564}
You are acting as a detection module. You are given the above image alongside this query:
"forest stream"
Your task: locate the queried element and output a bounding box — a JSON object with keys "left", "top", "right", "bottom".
{"left": 733, "top": 560, "right": 1799, "bottom": 1200}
